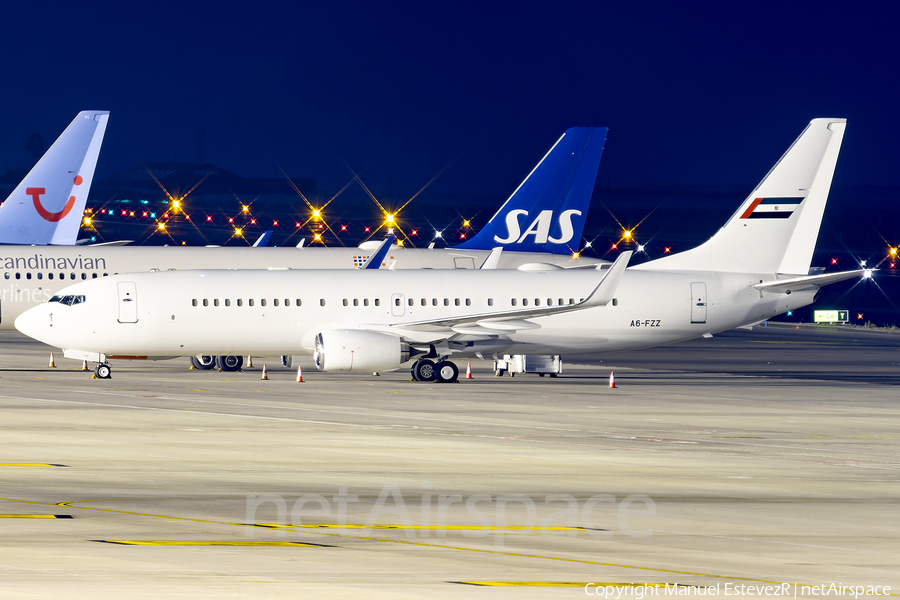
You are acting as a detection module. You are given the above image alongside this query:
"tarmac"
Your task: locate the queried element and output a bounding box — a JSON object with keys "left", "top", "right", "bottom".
{"left": 0, "top": 323, "right": 897, "bottom": 599}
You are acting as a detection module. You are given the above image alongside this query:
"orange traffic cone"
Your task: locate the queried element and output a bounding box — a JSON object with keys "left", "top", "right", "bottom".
{"left": 466, "top": 363, "right": 472, "bottom": 379}
{"left": 608, "top": 371, "right": 616, "bottom": 388}
{"left": 81, "top": 360, "right": 89, "bottom": 371}
{"left": 49, "top": 353, "right": 56, "bottom": 368}
{"left": 296, "top": 365, "right": 303, "bottom": 383}
{"left": 261, "top": 364, "right": 269, "bottom": 380}
{"left": 247, "top": 356, "right": 254, "bottom": 368}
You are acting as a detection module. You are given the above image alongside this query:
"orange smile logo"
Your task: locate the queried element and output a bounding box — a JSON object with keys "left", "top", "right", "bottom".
{"left": 26, "top": 175, "right": 83, "bottom": 222}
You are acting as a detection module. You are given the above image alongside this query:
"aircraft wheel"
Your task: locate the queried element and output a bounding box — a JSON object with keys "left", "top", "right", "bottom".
{"left": 495, "top": 369, "right": 505, "bottom": 377}
{"left": 192, "top": 355, "right": 216, "bottom": 370}
{"left": 435, "top": 361, "right": 459, "bottom": 383}
{"left": 412, "top": 359, "right": 436, "bottom": 382}
{"left": 216, "top": 355, "right": 243, "bottom": 372}
{"left": 94, "top": 364, "right": 112, "bottom": 379}
{"left": 539, "top": 373, "right": 546, "bottom": 377}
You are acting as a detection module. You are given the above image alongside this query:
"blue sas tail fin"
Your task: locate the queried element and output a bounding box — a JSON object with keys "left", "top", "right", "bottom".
{"left": 0, "top": 110, "right": 109, "bottom": 245}
{"left": 456, "top": 127, "right": 607, "bottom": 254}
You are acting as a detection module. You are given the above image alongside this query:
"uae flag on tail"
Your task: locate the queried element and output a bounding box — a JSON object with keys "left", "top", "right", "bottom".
{"left": 740, "top": 197, "right": 804, "bottom": 219}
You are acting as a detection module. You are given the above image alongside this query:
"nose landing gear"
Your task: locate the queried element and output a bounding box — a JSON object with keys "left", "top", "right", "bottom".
{"left": 94, "top": 363, "right": 112, "bottom": 379}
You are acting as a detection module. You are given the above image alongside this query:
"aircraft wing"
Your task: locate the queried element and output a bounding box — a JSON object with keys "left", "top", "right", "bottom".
{"left": 753, "top": 269, "right": 870, "bottom": 293}
{"left": 379, "top": 251, "right": 631, "bottom": 335}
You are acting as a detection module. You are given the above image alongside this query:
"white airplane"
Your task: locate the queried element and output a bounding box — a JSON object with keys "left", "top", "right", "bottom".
{"left": 0, "top": 127, "right": 607, "bottom": 333}
{"left": 0, "top": 111, "right": 109, "bottom": 245}
{"left": 16, "top": 119, "right": 868, "bottom": 383}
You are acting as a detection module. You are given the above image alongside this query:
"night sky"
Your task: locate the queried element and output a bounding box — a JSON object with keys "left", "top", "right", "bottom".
{"left": 1, "top": 1, "right": 897, "bottom": 199}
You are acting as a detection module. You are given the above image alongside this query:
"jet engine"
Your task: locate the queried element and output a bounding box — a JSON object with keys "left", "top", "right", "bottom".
{"left": 314, "top": 329, "right": 410, "bottom": 373}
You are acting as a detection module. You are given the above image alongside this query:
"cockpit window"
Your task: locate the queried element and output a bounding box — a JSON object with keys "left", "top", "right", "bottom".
{"left": 60, "top": 296, "right": 75, "bottom": 305}
{"left": 73, "top": 295, "right": 86, "bottom": 305}
{"left": 49, "top": 296, "right": 61, "bottom": 303}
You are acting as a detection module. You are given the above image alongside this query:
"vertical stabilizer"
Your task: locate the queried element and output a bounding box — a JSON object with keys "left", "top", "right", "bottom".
{"left": 637, "top": 119, "right": 846, "bottom": 274}
{"left": 0, "top": 111, "right": 109, "bottom": 245}
{"left": 456, "top": 127, "right": 607, "bottom": 254}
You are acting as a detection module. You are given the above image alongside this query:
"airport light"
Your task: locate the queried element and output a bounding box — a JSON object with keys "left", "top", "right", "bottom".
{"left": 250, "top": 218, "right": 256, "bottom": 225}
{"left": 860, "top": 260, "right": 867, "bottom": 267}
{"left": 172, "top": 199, "right": 181, "bottom": 211}
{"left": 157, "top": 223, "right": 166, "bottom": 231}
{"left": 863, "top": 269, "right": 873, "bottom": 279}
{"left": 312, "top": 209, "right": 321, "bottom": 219}
{"left": 584, "top": 241, "right": 592, "bottom": 248}
{"left": 385, "top": 214, "right": 395, "bottom": 225}
{"left": 463, "top": 220, "right": 470, "bottom": 227}
{"left": 242, "top": 205, "right": 249, "bottom": 213}
{"left": 340, "top": 225, "right": 347, "bottom": 231}
{"left": 611, "top": 243, "right": 617, "bottom": 250}
{"left": 411, "top": 229, "right": 418, "bottom": 236}
{"left": 206, "top": 216, "right": 213, "bottom": 222}
{"left": 623, "top": 230, "right": 633, "bottom": 239}
{"left": 397, "top": 240, "right": 404, "bottom": 246}
{"left": 664, "top": 246, "right": 672, "bottom": 253}
{"left": 83, "top": 217, "right": 92, "bottom": 226}
{"left": 890, "top": 247, "right": 898, "bottom": 256}
{"left": 831, "top": 258, "right": 838, "bottom": 265}
{"left": 313, "top": 233, "right": 322, "bottom": 241}
{"left": 573, "top": 251, "right": 580, "bottom": 259}
{"left": 273, "top": 220, "right": 278, "bottom": 226}
{"left": 637, "top": 244, "right": 645, "bottom": 253}
{"left": 234, "top": 228, "right": 243, "bottom": 237}
{"left": 434, "top": 230, "right": 443, "bottom": 239}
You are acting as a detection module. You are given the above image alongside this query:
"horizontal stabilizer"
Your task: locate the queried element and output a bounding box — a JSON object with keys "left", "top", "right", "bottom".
{"left": 753, "top": 269, "right": 869, "bottom": 293}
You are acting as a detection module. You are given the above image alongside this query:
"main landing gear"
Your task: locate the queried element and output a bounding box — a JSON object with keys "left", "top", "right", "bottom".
{"left": 411, "top": 358, "right": 459, "bottom": 383}
{"left": 94, "top": 363, "right": 112, "bottom": 379}
{"left": 190, "top": 355, "right": 243, "bottom": 372}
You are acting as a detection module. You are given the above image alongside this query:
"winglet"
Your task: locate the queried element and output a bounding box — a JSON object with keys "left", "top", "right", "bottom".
{"left": 479, "top": 247, "right": 503, "bottom": 269}
{"left": 252, "top": 230, "right": 273, "bottom": 247}
{"left": 361, "top": 234, "right": 397, "bottom": 269}
{"left": 0, "top": 111, "right": 109, "bottom": 245}
{"left": 582, "top": 251, "right": 632, "bottom": 307}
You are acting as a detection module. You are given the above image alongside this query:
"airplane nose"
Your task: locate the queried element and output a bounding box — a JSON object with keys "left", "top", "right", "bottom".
{"left": 15, "top": 305, "right": 51, "bottom": 343}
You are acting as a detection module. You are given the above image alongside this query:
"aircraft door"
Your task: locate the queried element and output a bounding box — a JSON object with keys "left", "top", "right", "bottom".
{"left": 454, "top": 257, "right": 476, "bottom": 269}
{"left": 391, "top": 293, "right": 405, "bottom": 317}
{"left": 117, "top": 282, "right": 139, "bottom": 323}
{"left": 690, "top": 282, "right": 707, "bottom": 324}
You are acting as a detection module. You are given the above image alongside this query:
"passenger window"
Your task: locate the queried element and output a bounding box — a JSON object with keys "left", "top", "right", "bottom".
{"left": 454, "top": 298, "right": 460, "bottom": 306}
{"left": 214, "top": 299, "right": 220, "bottom": 307}
{"left": 202, "top": 299, "right": 209, "bottom": 307}
{"left": 523, "top": 298, "right": 529, "bottom": 306}
{"left": 81, "top": 273, "right": 87, "bottom": 280}
{"left": 3, "top": 273, "right": 8, "bottom": 280}
{"left": 70, "top": 273, "right": 75, "bottom": 280}
{"left": 374, "top": 299, "right": 381, "bottom": 307}
{"left": 320, "top": 299, "right": 326, "bottom": 306}
{"left": 535, "top": 298, "right": 540, "bottom": 306}
{"left": 274, "top": 299, "right": 280, "bottom": 307}
{"left": 363, "top": 299, "right": 369, "bottom": 306}
{"left": 612, "top": 298, "right": 619, "bottom": 306}
{"left": 466, "top": 298, "right": 471, "bottom": 306}
{"left": 237, "top": 299, "right": 243, "bottom": 307}
{"left": 511, "top": 298, "right": 517, "bottom": 306}
{"left": 37, "top": 273, "right": 43, "bottom": 280}
{"left": 353, "top": 299, "right": 359, "bottom": 306}
{"left": 261, "top": 299, "right": 267, "bottom": 307}
{"left": 343, "top": 299, "right": 348, "bottom": 307}
{"left": 284, "top": 299, "right": 290, "bottom": 306}
{"left": 192, "top": 299, "right": 198, "bottom": 307}
{"left": 569, "top": 298, "right": 575, "bottom": 305}
{"left": 487, "top": 298, "right": 493, "bottom": 306}
{"left": 15, "top": 273, "right": 20, "bottom": 280}
{"left": 225, "top": 299, "right": 231, "bottom": 307}
{"left": 395, "top": 298, "right": 401, "bottom": 307}
{"left": 249, "top": 299, "right": 255, "bottom": 307}
{"left": 407, "top": 298, "right": 414, "bottom": 306}
{"left": 296, "top": 299, "right": 302, "bottom": 306}
{"left": 48, "top": 273, "right": 53, "bottom": 280}
{"left": 26, "top": 273, "right": 32, "bottom": 280}
{"left": 420, "top": 299, "right": 426, "bottom": 306}
{"left": 432, "top": 298, "right": 437, "bottom": 306}
{"left": 92, "top": 273, "right": 98, "bottom": 279}
{"left": 443, "top": 299, "right": 449, "bottom": 306}
{"left": 558, "top": 298, "right": 564, "bottom": 305}
{"left": 547, "top": 298, "right": 553, "bottom": 306}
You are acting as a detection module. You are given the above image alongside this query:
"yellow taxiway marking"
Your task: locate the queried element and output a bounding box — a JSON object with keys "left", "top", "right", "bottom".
{"left": 97, "top": 540, "right": 329, "bottom": 547}
{"left": 257, "top": 523, "right": 595, "bottom": 531}
{"left": 455, "top": 582, "right": 699, "bottom": 588}
{"left": 0, "top": 514, "right": 72, "bottom": 519}
{"left": 0, "top": 463, "right": 67, "bottom": 467}
{"left": 0, "top": 496, "right": 888, "bottom": 594}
